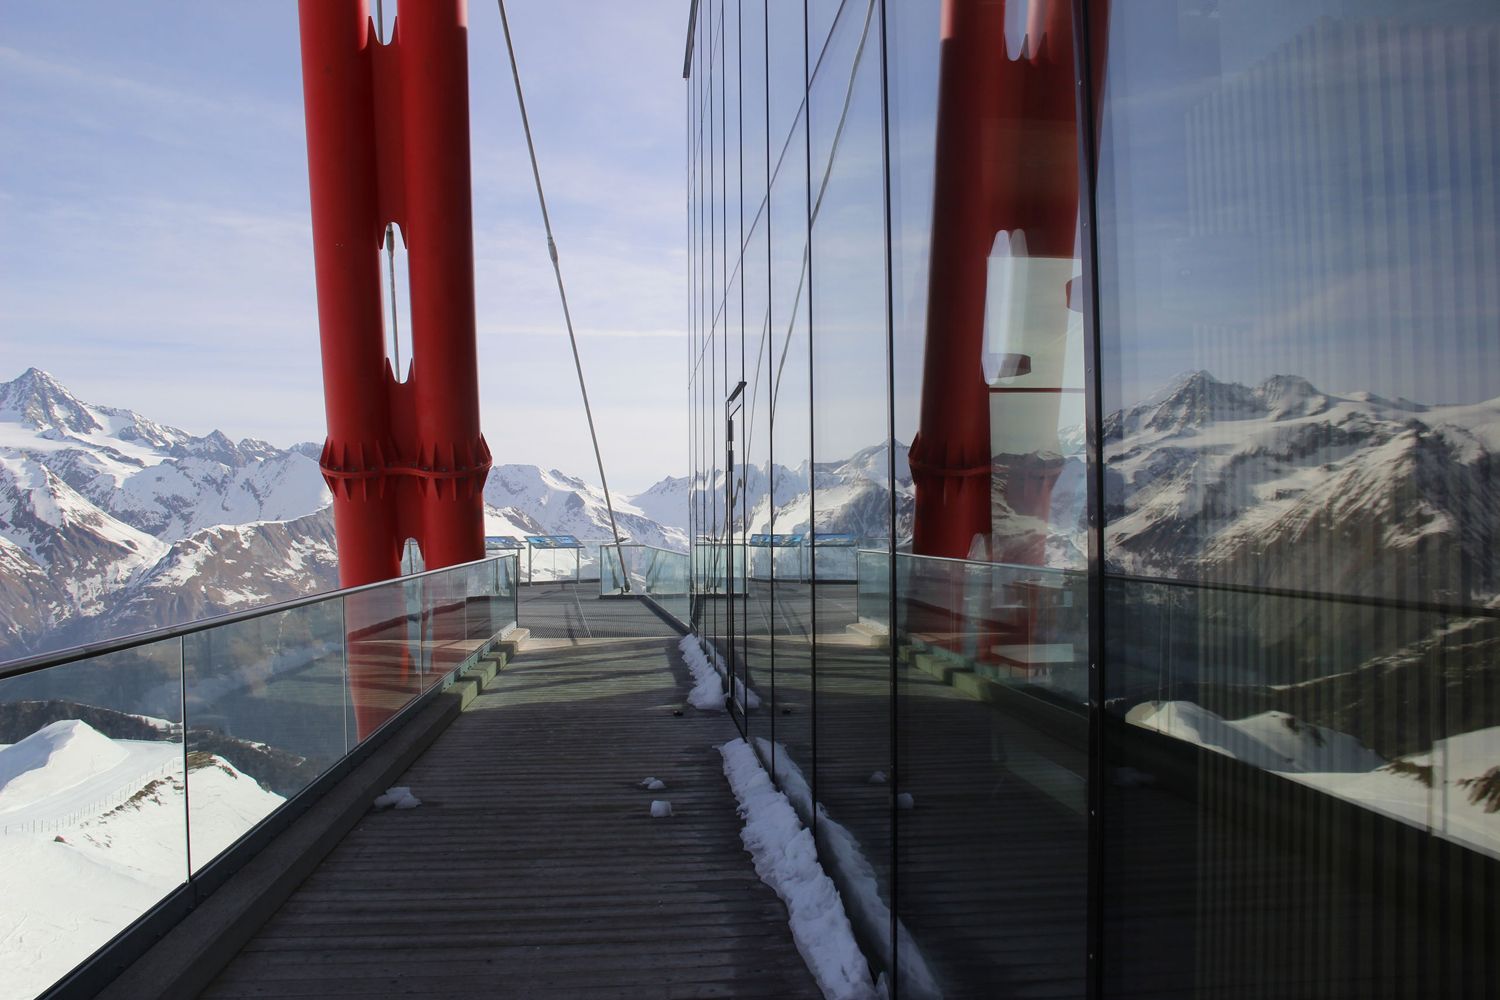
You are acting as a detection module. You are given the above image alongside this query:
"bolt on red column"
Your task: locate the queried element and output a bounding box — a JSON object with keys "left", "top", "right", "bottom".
{"left": 298, "top": 0, "right": 491, "bottom": 738}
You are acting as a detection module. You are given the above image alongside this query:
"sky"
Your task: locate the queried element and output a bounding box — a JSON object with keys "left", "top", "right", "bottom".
{"left": 0, "top": 1, "right": 691, "bottom": 493}
{"left": 1093, "top": 0, "right": 1500, "bottom": 412}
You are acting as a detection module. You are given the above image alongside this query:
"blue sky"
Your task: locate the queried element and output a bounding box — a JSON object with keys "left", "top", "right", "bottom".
{"left": 0, "top": 1, "right": 689, "bottom": 493}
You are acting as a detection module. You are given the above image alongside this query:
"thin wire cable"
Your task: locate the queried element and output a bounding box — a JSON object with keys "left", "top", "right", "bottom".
{"left": 496, "top": 0, "right": 630, "bottom": 593}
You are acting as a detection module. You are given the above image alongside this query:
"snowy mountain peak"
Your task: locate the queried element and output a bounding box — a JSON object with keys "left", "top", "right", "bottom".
{"left": 0, "top": 719, "right": 127, "bottom": 798}
{"left": 0, "top": 368, "right": 102, "bottom": 436}
{"left": 1142, "top": 370, "right": 1264, "bottom": 434}
{"left": 1255, "top": 374, "right": 1331, "bottom": 420}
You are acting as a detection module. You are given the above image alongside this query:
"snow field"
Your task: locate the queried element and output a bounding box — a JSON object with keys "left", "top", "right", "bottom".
{"left": 1129, "top": 701, "right": 1500, "bottom": 857}
{"left": 0, "top": 719, "right": 285, "bottom": 999}
{"left": 718, "top": 738, "right": 878, "bottom": 1000}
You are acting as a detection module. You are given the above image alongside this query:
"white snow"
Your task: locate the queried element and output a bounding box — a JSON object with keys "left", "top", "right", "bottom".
{"left": 677, "top": 634, "right": 727, "bottom": 710}
{"left": 639, "top": 777, "right": 667, "bottom": 791}
{"left": 0, "top": 720, "right": 284, "bottom": 999}
{"left": 753, "top": 739, "right": 941, "bottom": 998}
{"left": 649, "top": 800, "right": 673, "bottom": 818}
{"left": 0, "top": 722, "right": 180, "bottom": 829}
{"left": 719, "top": 738, "right": 878, "bottom": 1000}
{"left": 894, "top": 793, "right": 914, "bottom": 811}
{"left": 1127, "top": 701, "right": 1384, "bottom": 774}
{"left": 1129, "top": 703, "right": 1500, "bottom": 858}
{"left": 683, "top": 638, "right": 762, "bottom": 711}
{"left": 373, "top": 786, "right": 421, "bottom": 810}
{"left": 706, "top": 643, "right": 763, "bottom": 711}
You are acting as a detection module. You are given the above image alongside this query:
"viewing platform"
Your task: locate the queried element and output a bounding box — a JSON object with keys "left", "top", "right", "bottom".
{"left": 197, "top": 617, "right": 821, "bottom": 998}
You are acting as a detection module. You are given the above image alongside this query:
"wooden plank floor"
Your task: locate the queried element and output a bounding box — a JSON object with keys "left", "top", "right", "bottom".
{"left": 200, "top": 635, "right": 822, "bottom": 1000}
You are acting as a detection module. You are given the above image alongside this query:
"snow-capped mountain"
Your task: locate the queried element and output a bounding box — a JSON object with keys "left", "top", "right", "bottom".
{"left": 0, "top": 368, "right": 328, "bottom": 544}
{"left": 0, "top": 370, "right": 702, "bottom": 659}
{"left": 626, "top": 473, "right": 692, "bottom": 532}
{"left": 665, "top": 441, "right": 915, "bottom": 543}
{"left": 486, "top": 464, "right": 687, "bottom": 551}
{"left": 1103, "top": 370, "right": 1500, "bottom": 603}
{"left": 0, "top": 369, "right": 338, "bottom": 658}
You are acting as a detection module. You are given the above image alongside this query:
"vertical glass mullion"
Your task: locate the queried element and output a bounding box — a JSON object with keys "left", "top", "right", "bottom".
{"left": 180, "top": 632, "right": 191, "bottom": 882}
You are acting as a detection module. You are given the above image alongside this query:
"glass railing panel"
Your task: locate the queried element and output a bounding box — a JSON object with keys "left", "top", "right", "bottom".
{"left": 894, "top": 552, "right": 1089, "bottom": 998}
{"left": 855, "top": 548, "right": 890, "bottom": 629}
{"left": 420, "top": 567, "right": 468, "bottom": 687}
{"left": 343, "top": 576, "right": 422, "bottom": 749}
{"left": 0, "top": 553, "right": 513, "bottom": 998}
{"left": 462, "top": 559, "right": 498, "bottom": 645}
{"left": 598, "top": 544, "right": 692, "bottom": 628}
{"left": 1101, "top": 575, "right": 1500, "bottom": 994}
{"left": 182, "top": 600, "right": 345, "bottom": 874}
{"left": 497, "top": 553, "right": 519, "bottom": 632}
{"left": 0, "top": 638, "right": 186, "bottom": 999}
{"left": 599, "top": 543, "right": 640, "bottom": 596}
{"left": 811, "top": 543, "right": 857, "bottom": 583}
{"left": 1105, "top": 577, "right": 1500, "bottom": 860}
{"left": 650, "top": 548, "right": 692, "bottom": 627}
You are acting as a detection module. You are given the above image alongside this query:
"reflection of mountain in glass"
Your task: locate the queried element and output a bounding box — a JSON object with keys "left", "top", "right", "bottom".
{"left": 1102, "top": 371, "right": 1500, "bottom": 858}
{"left": 1103, "top": 370, "right": 1500, "bottom": 605}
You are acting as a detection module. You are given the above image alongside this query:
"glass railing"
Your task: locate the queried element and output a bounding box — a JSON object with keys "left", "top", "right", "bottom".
{"left": 0, "top": 553, "right": 518, "bottom": 1000}
{"left": 1105, "top": 574, "right": 1500, "bottom": 861}
{"left": 881, "top": 552, "right": 1090, "bottom": 706}
{"left": 692, "top": 540, "right": 731, "bottom": 593}
{"left": 855, "top": 548, "right": 891, "bottom": 626}
{"left": 520, "top": 539, "right": 638, "bottom": 584}
{"left": 600, "top": 544, "right": 690, "bottom": 626}
{"left": 867, "top": 549, "right": 1500, "bottom": 860}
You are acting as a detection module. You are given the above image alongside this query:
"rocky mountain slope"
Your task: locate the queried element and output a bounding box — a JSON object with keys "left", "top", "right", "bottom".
{"left": 0, "top": 369, "right": 701, "bottom": 659}
{"left": 1102, "top": 370, "right": 1500, "bottom": 604}
{"left": 0, "top": 369, "right": 338, "bottom": 658}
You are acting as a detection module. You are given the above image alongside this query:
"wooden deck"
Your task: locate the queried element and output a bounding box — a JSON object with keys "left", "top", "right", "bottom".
{"left": 199, "top": 631, "right": 821, "bottom": 1000}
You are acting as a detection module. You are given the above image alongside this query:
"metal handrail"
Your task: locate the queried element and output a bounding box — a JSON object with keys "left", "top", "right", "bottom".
{"left": 0, "top": 552, "right": 519, "bottom": 683}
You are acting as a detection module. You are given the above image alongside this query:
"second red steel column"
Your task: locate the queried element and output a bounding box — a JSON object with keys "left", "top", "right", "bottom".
{"left": 298, "top": 0, "right": 491, "bottom": 737}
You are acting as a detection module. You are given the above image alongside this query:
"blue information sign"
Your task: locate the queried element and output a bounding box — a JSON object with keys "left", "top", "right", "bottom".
{"left": 524, "top": 534, "right": 584, "bottom": 549}
{"left": 810, "top": 532, "right": 856, "bottom": 547}
{"left": 485, "top": 535, "right": 524, "bottom": 550}
{"left": 748, "top": 533, "right": 803, "bottom": 548}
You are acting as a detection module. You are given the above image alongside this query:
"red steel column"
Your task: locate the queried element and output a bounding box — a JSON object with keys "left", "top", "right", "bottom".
{"left": 298, "top": 0, "right": 399, "bottom": 587}
{"left": 297, "top": 0, "right": 490, "bottom": 737}
{"left": 394, "top": 2, "right": 491, "bottom": 572}
{"left": 910, "top": 0, "right": 1080, "bottom": 559}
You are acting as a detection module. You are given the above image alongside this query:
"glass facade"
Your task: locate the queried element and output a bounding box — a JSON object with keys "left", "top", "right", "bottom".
{"left": 687, "top": 1, "right": 1499, "bottom": 997}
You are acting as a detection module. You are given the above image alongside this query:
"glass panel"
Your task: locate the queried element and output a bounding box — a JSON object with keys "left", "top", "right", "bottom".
{"left": 808, "top": 0, "right": 897, "bottom": 984}
{"left": 183, "top": 600, "right": 345, "bottom": 873}
{"left": 421, "top": 565, "right": 468, "bottom": 687}
{"left": 343, "top": 576, "right": 423, "bottom": 749}
{"left": 765, "top": 0, "right": 813, "bottom": 802}
{"left": 742, "top": 13, "right": 775, "bottom": 738}
{"left": 497, "top": 554, "right": 519, "bottom": 634}
{"left": 0, "top": 639, "right": 186, "bottom": 998}
{"left": 1094, "top": 1, "right": 1500, "bottom": 994}
{"left": 886, "top": 0, "right": 1090, "bottom": 993}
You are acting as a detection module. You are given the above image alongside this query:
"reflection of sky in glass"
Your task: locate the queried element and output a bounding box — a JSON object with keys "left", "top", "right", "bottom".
{"left": 1098, "top": 0, "right": 1500, "bottom": 410}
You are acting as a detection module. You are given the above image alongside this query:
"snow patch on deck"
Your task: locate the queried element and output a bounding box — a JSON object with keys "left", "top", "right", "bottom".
{"left": 718, "top": 738, "right": 877, "bottom": 1000}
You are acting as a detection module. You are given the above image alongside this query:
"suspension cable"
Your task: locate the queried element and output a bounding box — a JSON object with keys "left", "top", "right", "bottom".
{"left": 496, "top": 0, "right": 631, "bottom": 593}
